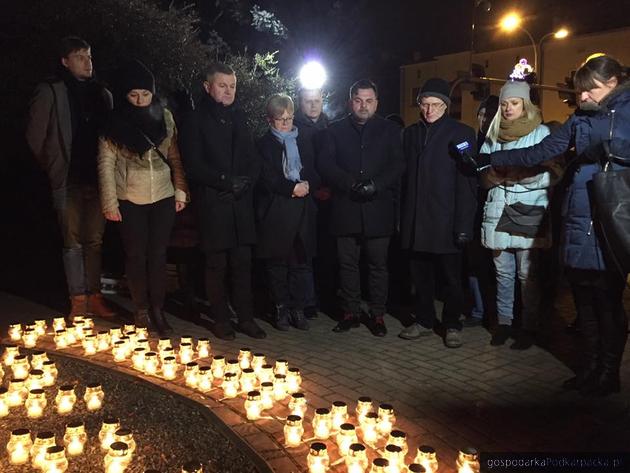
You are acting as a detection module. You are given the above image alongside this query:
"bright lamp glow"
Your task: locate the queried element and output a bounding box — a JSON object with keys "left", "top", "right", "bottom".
{"left": 299, "top": 61, "right": 327, "bottom": 90}
{"left": 500, "top": 12, "right": 521, "bottom": 31}
{"left": 554, "top": 28, "right": 569, "bottom": 39}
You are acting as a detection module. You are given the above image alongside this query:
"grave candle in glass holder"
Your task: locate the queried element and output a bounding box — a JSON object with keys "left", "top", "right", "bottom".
{"left": 221, "top": 372, "right": 238, "bottom": 398}
{"left": 356, "top": 397, "right": 373, "bottom": 425}
{"left": 179, "top": 343, "right": 194, "bottom": 365}
{"left": 7, "top": 428, "right": 32, "bottom": 465}
{"left": 0, "top": 387, "right": 9, "bottom": 417}
{"left": 65, "top": 326, "right": 77, "bottom": 345}
{"left": 132, "top": 348, "right": 147, "bottom": 371}
{"left": 42, "top": 360, "right": 58, "bottom": 387}
{"left": 143, "top": 352, "right": 158, "bottom": 376}
{"left": 73, "top": 321, "right": 85, "bottom": 341}
{"left": 251, "top": 353, "right": 266, "bottom": 375}
{"left": 456, "top": 447, "right": 480, "bottom": 473}
{"left": 83, "top": 334, "right": 97, "bottom": 356}
{"left": 274, "top": 359, "right": 289, "bottom": 376}
{"left": 307, "top": 442, "right": 329, "bottom": 473}
{"left": 35, "top": 319, "right": 47, "bottom": 337}
{"left": 180, "top": 335, "right": 193, "bottom": 345}
{"left": 244, "top": 390, "right": 262, "bottom": 420}
{"left": 289, "top": 392, "right": 307, "bottom": 417}
{"left": 99, "top": 417, "right": 120, "bottom": 450}
{"left": 197, "top": 366, "right": 213, "bottom": 392}
{"left": 104, "top": 441, "right": 131, "bottom": 473}
{"left": 336, "top": 423, "right": 358, "bottom": 457}
{"left": 161, "top": 356, "right": 178, "bottom": 380}
{"left": 284, "top": 414, "right": 304, "bottom": 447}
{"left": 273, "top": 374, "right": 287, "bottom": 401}
{"left": 239, "top": 368, "right": 257, "bottom": 393}
{"left": 369, "top": 458, "right": 389, "bottom": 473}
{"left": 84, "top": 382, "right": 104, "bottom": 411}
{"left": 376, "top": 403, "right": 396, "bottom": 436}
{"left": 286, "top": 367, "right": 302, "bottom": 393}
{"left": 197, "top": 338, "right": 211, "bottom": 359}
{"left": 112, "top": 341, "right": 127, "bottom": 363}
{"left": 136, "top": 338, "right": 150, "bottom": 351}
{"left": 414, "top": 445, "right": 439, "bottom": 473}
{"left": 136, "top": 327, "right": 148, "bottom": 340}
{"left": 82, "top": 317, "right": 94, "bottom": 329}
{"left": 238, "top": 348, "right": 252, "bottom": 369}
{"left": 31, "top": 431, "right": 55, "bottom": 470}
{"left": 25, "top": 388, "right": 46, "bottom": 418}
{"left": 114, "top": 429, "right": 136, "bottom": 455}
{"left": 260, "top": 382, "right": 274, "bottom": 409}
{"left": 159, "top": 346, "right": 175, "bottom": 363}
{"left": 55, "top": 330, "right": 69, "bottom": 349}
{"left": 31, "top": 350, "right": 49, "bottom": 370}
{"left": 97, "top": 331, "right": 111, "bottom": 352}
{"left": 408, "top": 464, "right": 427, "bottom": 473}
{"left": 12, "top": 354, "right": 30, "bottom": 379}
{"left": 184, "top": 362, "right": 199, "bottom": 388}
{"left": 8, "top": 323, "right": 22, "bottom": 342}
{"left": 387, "top": 430, "right": 408, "bottom": 457}
{"left": 123, "top": 324, "right": 136, "bottom": 335}
{"left": 3, "top": 344, "right": 20, "bottom": 366}
{"left": 258, "top": 364, "right": 274, "bottom": 384}
{"left": 182, "top": 461, "right": 203, "bottom": 473}
{"left": 110, "top": 327, "right": 123, "bottom": 345}
{"left": 53, "top": 317, "right": 66, "bottom": 332}
{"left": 312, "top": 408, "right": 332, "bottom": 440}
{"left": 345, "top": 443, "right": 368, "bottom": 473}
{"left": 360, "top": 413, "right": 379, "bottom": 447}
{"left": 7, "top": 378, "right": 27, "bottom": 407}
{"left": 64, "top": 421, "right": 87, "bottom": 456}
{"left": 125, "top": 331, "right": 138, "bottom": 349}
{"left": 22, "top": 328, "right": 38, "bottom": 348}
{"left": 55, "top": 385, "right": 76, "bottom": 415}
{"left": 383, "top": 444, "right": 403, "bottom": 473}
{"left": 226, "top": 359, "right": 241, "bottom": 378}
{"left": 27, "top": 369, "right": 45, "bottom": 391}
{"left": 211, "top": 355, "right": 226, "bottom": 379}
{"left": 157, "top": 337, "right": 172, "bottom": 352}
{"left": 331, "top": 401, "right": 348, "bottom": 431}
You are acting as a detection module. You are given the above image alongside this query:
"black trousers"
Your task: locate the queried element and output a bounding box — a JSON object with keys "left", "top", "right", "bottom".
{"left": 118, "top": 197, "right": 176, "bottom": 311}
{"left": 267, "top": 238, "right": 310, "bottom": 310}
{"left": 204, "top": 245, "right": 253, "bottom": 323}
{"left": 337, "top": 235, "right": 390, "bottom": 316}
{"left": 410, "top": 251, "right": 464, "bottom": 330}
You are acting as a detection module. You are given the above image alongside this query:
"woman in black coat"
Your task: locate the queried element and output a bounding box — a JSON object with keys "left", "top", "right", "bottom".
{"left": 256, "top": 94, "right": 319, "bottom": 331}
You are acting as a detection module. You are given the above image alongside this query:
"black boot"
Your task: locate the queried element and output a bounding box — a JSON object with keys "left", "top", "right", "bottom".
{"left": 151, "top": 307, "right": 173, "bottom": 336}
{"left": 274, "top": 305, "right": 290, "bottom": 331}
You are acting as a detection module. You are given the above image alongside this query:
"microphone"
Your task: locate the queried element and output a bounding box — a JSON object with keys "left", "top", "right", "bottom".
{"left": 453, "top": 140, "right": 491, "bottom": 171}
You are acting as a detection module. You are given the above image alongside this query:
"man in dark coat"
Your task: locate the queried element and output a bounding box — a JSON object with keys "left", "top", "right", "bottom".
{"left": 398, "top": 78, "right": 478, "bottom": 348}
{"left": 26, "top": 36, "right": 115, "bottom": 320}
{"left": 180, "top": 62, "right": 266, "bottom": 340}
{"left": 318, "top": 79, "right": 405, "bottom": 336}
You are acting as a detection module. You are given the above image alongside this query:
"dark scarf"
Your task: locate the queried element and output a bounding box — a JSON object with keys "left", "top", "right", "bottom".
{"left": 102, "top": 99, "right": 167, "bottom": 155}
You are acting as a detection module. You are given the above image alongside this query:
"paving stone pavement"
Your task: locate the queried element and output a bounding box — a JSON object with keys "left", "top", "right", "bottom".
{"left": 2, "top": 289, "right": 630, "bottom": 473}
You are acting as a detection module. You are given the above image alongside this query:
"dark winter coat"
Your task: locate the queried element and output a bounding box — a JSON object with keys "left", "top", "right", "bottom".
{"left": 317, "top": 114, "right": 405, "bottom": 237}
{"left": 179, "top": 95, "right": 259, "bottom": 252}
{"left": 255, "top": 130, "right": 319, "bottom": 260}
{"left": 400, "top": 115, "right": 478, "bottom": 253}
{"left": 293, "top": 110, "right": 328, "bottom": 150}
{"left": 491, "top": 82, "right": 630, "bottom": 271}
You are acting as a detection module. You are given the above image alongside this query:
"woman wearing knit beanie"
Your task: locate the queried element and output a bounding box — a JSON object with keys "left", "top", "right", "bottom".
{"left": 98, "top": 59, "right": 189, "bottom": 334}
{"left": 480, "top": 60, "right": 562, "bottom": 349}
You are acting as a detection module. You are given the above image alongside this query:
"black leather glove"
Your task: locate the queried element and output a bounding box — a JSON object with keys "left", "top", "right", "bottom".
{"left": 350, "top": 179, "right": 377, "bottom": 201}
{"left": 454, "top": 232, "right": 472, "bottom": 248}
{"left": 231, "top": 176, "right": 252, "bottom": 199}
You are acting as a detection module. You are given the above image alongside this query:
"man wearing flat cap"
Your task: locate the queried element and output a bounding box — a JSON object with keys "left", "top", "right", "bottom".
{"left": 398, "top": 78, "right": 478, "bottom": 348}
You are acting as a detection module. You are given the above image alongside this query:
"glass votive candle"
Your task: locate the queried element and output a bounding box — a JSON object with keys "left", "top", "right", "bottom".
{"left": 274, "top": 359, "right": 289, "bottom": 376}
{"left": 0, "top": 387, "right": 9, "bottom": 417}
{"left": 43, "top": 445, "right": 67, "bottom": 470}
{"left": 55, "top": 385, "right": 76, "bottom": 415}
{"left": 361, "top": 412, "right": 379, "bottom": 447}
{"left": 143, "top": 352, "right": 158, "bottom": 376}
{"left": 239, "top": 368, "right": 257, "bottom": 393}
{"left": 31, "top": 350, "right": 49, "bottom": 370}
{"left": 221, "top": 372, "right": 239, "bottom": 398}
{"left": 7, "top": 378, "right": 27, "bottom": 407}
{"left": 65, "top": 326, "right": 77, "bottom": 345}
{"left": 35, "top": 319, "right": 47, "bottom": 337}
{"left": 307, "top": 442, "right": 329, "bottom": 473}
{"left": 180, "top": 335, "right": 193, "bottom": 346}
{"left": 369, "top": 458, "right": 389, "bottom": 473}
{"left": 238, "top": 348, "right": 252, "bottom": 369}
{"left": 182, "top": 461, "right": 203, "bottom": 473}
{"left": 119, "top": 336, "right": 132, "bottom": 357}
{"left": 286, "top": 367, "right": 302, "bottom": 393}
{"left": 226, "top": 358, "right": 241, "bottom": 378}
{"left": 197, "top": 366, "right": 213, "bottom": 392}
{"left": 64, "top": 421, "right": 87, "bottom": 456}
{"left": 11, "top": 354, "right": 30, "bottom": 379}
{"left": 159, "top": 346, "right": 175, "bottom": 363}
{"left": 84, "top": 382, "right": 104, "bottom": 411}
{"left": 8, "top": 323, "right": 22, "bottom": 341}
{"left": 7, "top": 428, "right": 32, "bottom": 465}
{"left": 345, "top": 443, "right": 369, "bottom": 473}
{"left": 356, "top": 397, "right": 373, "bottom": 425}
{"left": 197, "top": 338, "right": 211, "bottom": 359}
{"left": 273, "top": 374, "right": 287, "bottom": 401}
{"left": 136, "top": 326, "right": 149, "bottom": 340}
{"left": 184, "top": 362, "right": 199, "bottom": 388}
{"left": 260, "top": 382, "right": 274, "bottom": 409}
{"left": 112, "top": 341, "right": 127, "bottom": 362}
{"left": 336, "top": 423, "right": 358, "bottom": 457}
{"left": 3, "top": 344, "right": 20, "bottom": 366}
{"left": 123, "top": 324, "right": 136, "bottom": 335}
{"left": 408, "top": 464, "right": 428, "bottom": 473}
{"left": 387, "top": 430, "right": 408, "bottom": 456}
{"left": 244, "top": 390, "right": 262, "bottom": 420}
{"left": 161, "top": 356, "right": 178, "bottom": 380}
{"left": 377, "top": 403, "right": 396, "bottom": 436}
{"left": 27, "top": 369, "right": 45, "bottom": 391}
{"left": 289, "top": 392, "right": 307, "bottom": 417}
{"left": 414, "top": 445, "right": 439, "bottom": 473}
{"left": 53, "top": 317, "right": 66, "bottom": 332}
{"left": 104, "top": 441, "right": 131, "bottom": 472}
{"left": 136, "top": 338, "right": 150, "bottom": 351}
{"left": 331, "top": 401, "right": 348, "bottom": 431}
{"left": 82, "top": 316, "right": 94, "bottom": 329}
{"left": 97, "top": 331, "right": 111, "bottom": 351}
{"left": 132, "top": 347, "right": 147, "bottom": 371}
{"left": 211, "top": 355, "right": 226, "bottom": 379}
{"left": 251, "top": 353, "right": 266, "bottom": 375}
{"left": 125, "top": 331, "right": 137, "bottom": 349}
{"left": 83, "top": 334, "right": 97, "bottom": 355}
{"left": 383, "top": 444, "right": 404, "bottom": 473}
{"left": 55, "top": 330, "right": 69, "bottom": 349}
{"left": 456, "top": 447, "right": 480, "bottom": 473}
{"left": 312, "top": 407, "right": 332, "bottom": 440}
{"left": 73, "top": 321, "right": 85, "bottom": 341}
{"left": 22, "top": 328, "right": 38, "bottom": 348}
{"left": 284, "top": 414, "right": 304, "bottom": 447}
{"left": 25, "top": 388, "right": 47, "bottom": 418}
{"left": 99, "top": 417, "right": 120, "bottom": 450}
{"left": 258, "top": 364, "right": 274, "bottom": 384}
{"left": 110, "top": 327, "right": 123, "bottom": 345}
{"left": 114, "top": 429, "right": 136, "bottom": 454}
{"left": 42, "top": 360, "right": 58, "bottom": 387}
{"left": 31, "top": 431, "right": 55, "bottom": 470}
{"left": 157, "top": 337, "right": 172, "bottom": 351}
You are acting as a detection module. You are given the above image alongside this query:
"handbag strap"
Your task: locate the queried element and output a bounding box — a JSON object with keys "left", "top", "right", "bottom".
{"left": 134, "top": 127, "right": 171, "bottom": 169}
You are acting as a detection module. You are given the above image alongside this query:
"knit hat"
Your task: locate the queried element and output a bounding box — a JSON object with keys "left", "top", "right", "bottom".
{"left": 115, "top": 59, "right": 156, "bottom": 96}
{"left": 499, "top": 80, "right": 530, "bottom": 102}
{"left": 417, "top": 78, "right": 451, "bottom": 106}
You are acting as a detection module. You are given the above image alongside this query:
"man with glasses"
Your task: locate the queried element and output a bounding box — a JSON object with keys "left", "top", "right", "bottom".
{"left": 398, "top": 78, "right": 478, "bottom": 348}
{"left": 317, "top": 79, "right": 404, "bottom": 336}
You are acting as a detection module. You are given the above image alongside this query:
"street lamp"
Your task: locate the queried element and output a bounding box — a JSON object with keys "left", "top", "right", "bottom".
{"left": 299, "top": 61, "right": 327, "bottom": 90}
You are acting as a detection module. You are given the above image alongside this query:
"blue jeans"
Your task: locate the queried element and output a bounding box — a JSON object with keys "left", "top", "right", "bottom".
{"left": 493, "top": 249, "right": 540, "bottom": 330}
{"left": 52, "top": 185, "right": 106, "bottom": 295}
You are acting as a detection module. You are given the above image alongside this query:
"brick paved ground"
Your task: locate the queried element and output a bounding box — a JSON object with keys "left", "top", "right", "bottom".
{"left": 2, "top": 288, "right": 629, "bottom": 473}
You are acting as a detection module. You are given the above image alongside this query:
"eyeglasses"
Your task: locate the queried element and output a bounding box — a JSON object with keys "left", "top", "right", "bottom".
{"left": 418, "top": 102, "right": 446, "bottom": 111}
{"left": 273, "top": 116, "right": 294, "bottom": 124}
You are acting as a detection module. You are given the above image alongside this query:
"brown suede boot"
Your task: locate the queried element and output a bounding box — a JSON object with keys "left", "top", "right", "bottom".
{"left": 69, "top": 295, "right": 88, "bottom": 319}
{"left": 87, "top": 293, "right": 116, "bottom": 319}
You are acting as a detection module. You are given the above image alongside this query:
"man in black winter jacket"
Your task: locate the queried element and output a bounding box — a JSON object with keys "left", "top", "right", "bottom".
{"left": 317, "top": 79, "right": 405, "bottom": 336}
{"left": 398, "top": 78, "right": 478, "bottom": 348}
{"left": 180, "top": 63, "right": 266, "bottom": 340}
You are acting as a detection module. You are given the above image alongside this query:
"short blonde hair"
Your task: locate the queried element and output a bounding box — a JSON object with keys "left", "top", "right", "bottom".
{"left": 266, "top": 94, "right": 294, "bottom": 119}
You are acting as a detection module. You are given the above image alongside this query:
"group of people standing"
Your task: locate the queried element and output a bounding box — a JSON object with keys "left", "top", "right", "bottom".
{"left": 26, "top": 36, "right": 628, "bottom": 396}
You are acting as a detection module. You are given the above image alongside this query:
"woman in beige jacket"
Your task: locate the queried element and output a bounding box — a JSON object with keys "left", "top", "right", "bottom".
{"left": 98, "top": 59, "right": 189, "bottom": 334}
